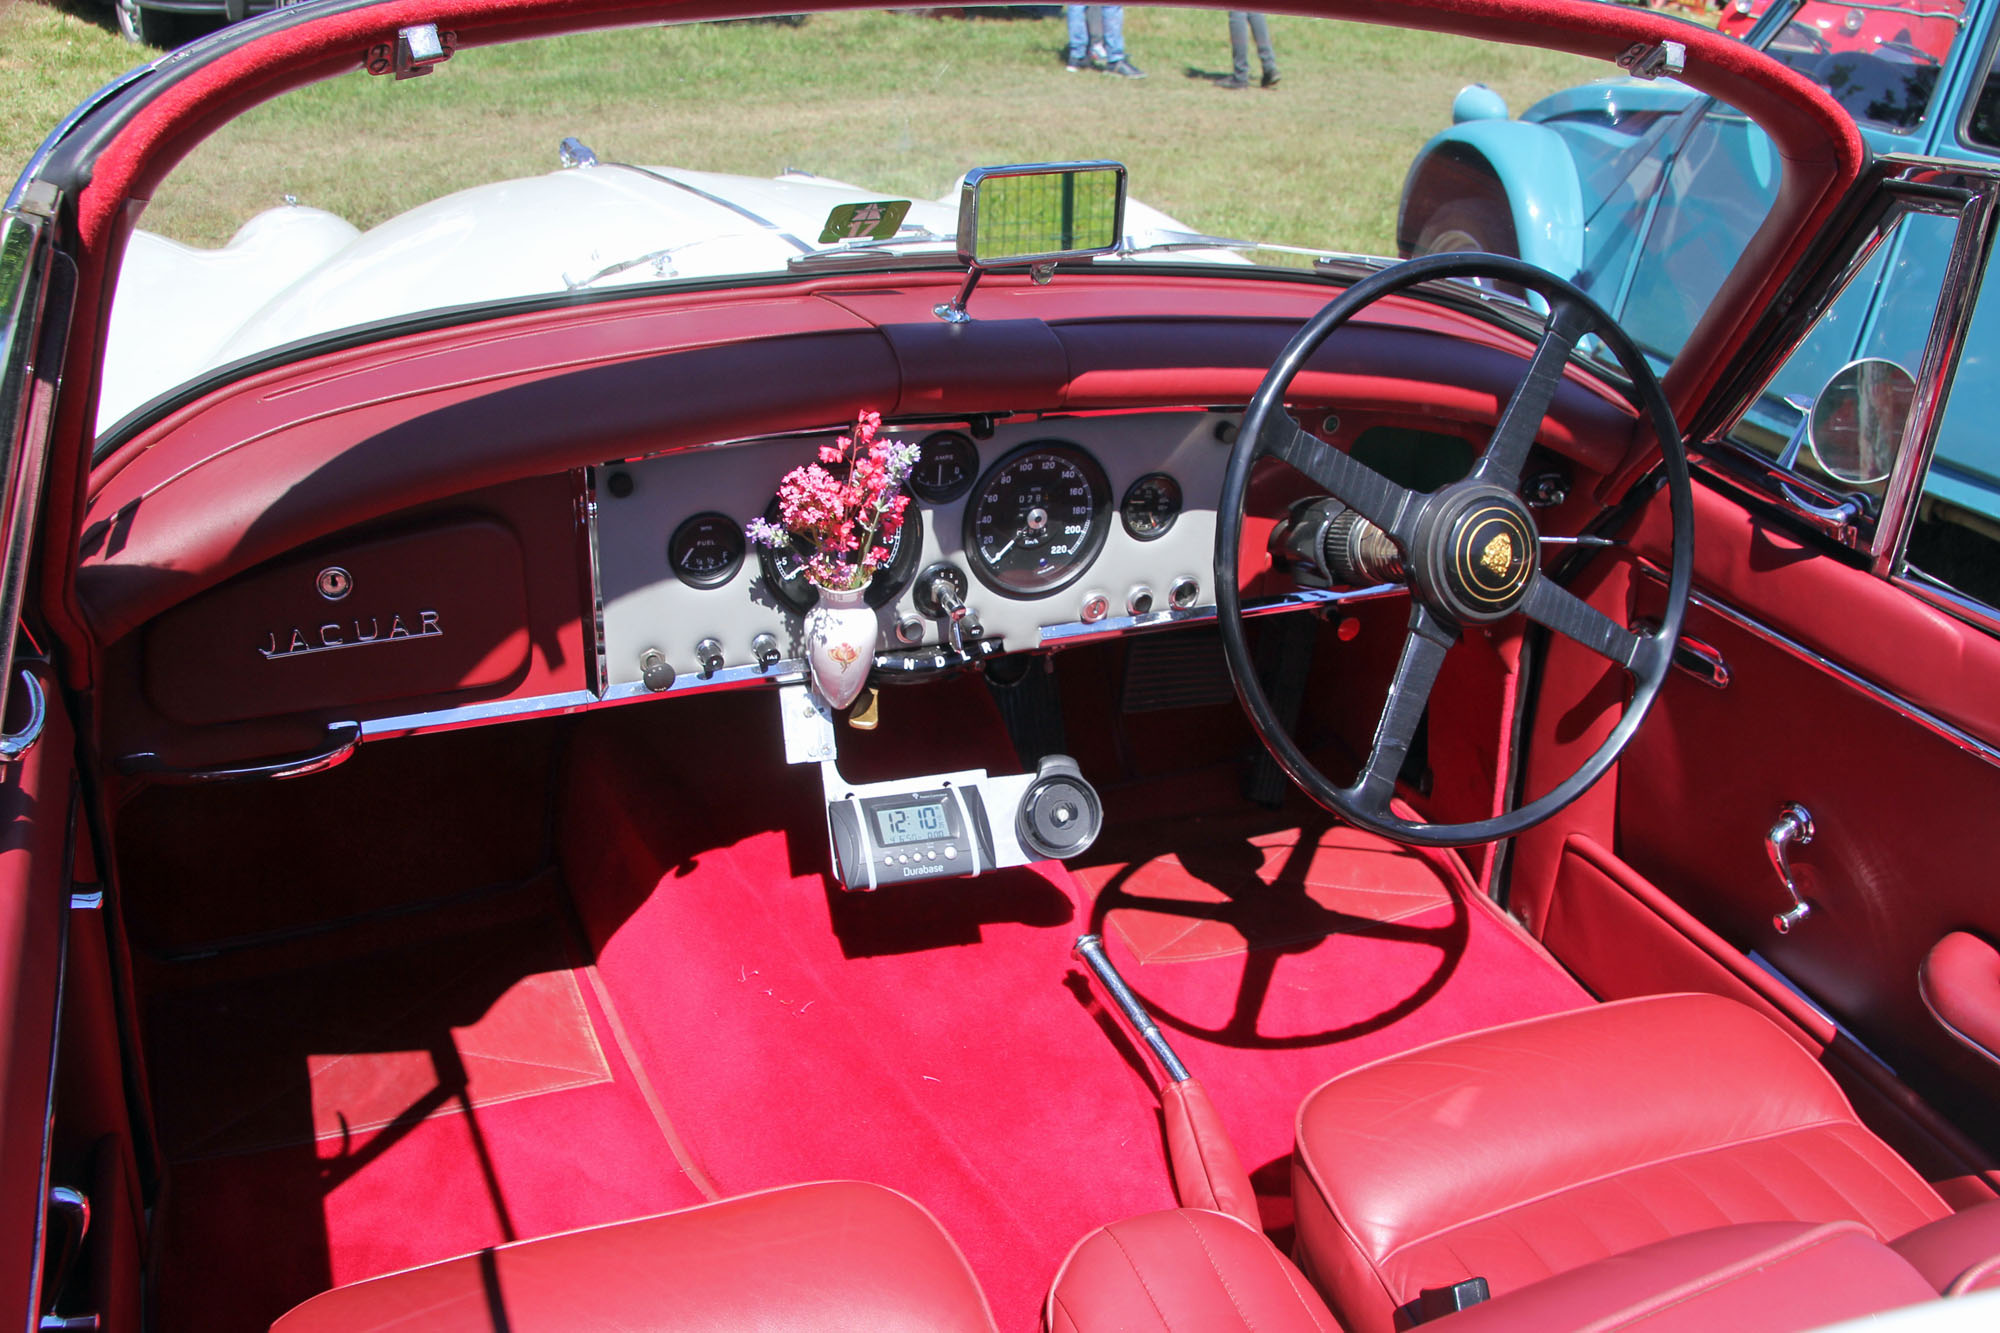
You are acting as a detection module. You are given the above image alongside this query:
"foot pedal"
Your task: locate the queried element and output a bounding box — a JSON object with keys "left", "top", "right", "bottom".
{"left": 1243, "top": 613, "right": 1317, "bottom": 806}
{"left": 987, "top": 657, "right": 1066, "bottom": 767}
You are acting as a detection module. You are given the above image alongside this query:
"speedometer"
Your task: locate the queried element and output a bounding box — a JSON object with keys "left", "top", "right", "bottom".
{"left": 963, "top": 441, "right": 1110, "bottom": 598}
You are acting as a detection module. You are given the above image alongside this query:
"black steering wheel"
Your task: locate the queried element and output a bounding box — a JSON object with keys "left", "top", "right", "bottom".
{"left": 1215, "top": 252, "right": 1693, "bottom": 848}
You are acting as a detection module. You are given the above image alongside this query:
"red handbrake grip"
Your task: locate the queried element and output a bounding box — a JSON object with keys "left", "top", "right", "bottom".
{"left": 1919, "top": 931, "right": 2000, "bottom": 1066}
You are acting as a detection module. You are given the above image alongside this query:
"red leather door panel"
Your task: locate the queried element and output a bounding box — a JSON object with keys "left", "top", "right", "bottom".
{"left": 1614, "top": 481, "right": 2000, "bottom": 1139}
{"left": 0, "top": 666, "right": 79, "bottom": 1324}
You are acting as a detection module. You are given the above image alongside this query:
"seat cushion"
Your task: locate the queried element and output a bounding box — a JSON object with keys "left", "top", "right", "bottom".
{"left": 1436, "top": 1221, "right": 1938, "bottom": 1333}
{"left": 271, "top": 1180, "right": 997, "bottom": 1332}
{"left": 1045, "top": 1208, "right": 1339, "bottom": 1333}
{"left": 1292, "top": 993, "right": 1949, "bottom": 1333}
{"left": 1893, "top": 1199, "right": 2000, "bottom": 1295}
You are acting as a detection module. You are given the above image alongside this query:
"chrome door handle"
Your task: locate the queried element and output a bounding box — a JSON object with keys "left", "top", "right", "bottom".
{"left": 117, "top": 721, "right": 359, "bottom": 783}
{"left": 1766, "top": 803, "right": 1814, "bottom": 933}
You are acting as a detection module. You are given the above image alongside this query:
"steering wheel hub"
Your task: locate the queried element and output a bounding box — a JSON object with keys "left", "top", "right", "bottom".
{"left": 1417, "top": 485, "right": 1538, "bottom": 623}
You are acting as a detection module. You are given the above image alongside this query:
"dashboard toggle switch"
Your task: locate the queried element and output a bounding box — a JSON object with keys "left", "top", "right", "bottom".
{"left": 751, "top": 633, "right": 780, "bottom": 672}
{"left": 694, "top": 638, "right": 725, "bottom": 680}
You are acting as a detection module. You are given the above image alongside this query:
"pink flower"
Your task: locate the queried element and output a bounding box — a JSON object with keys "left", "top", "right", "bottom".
{"left": 763, "top": 410, "right": 911, "bottom": 591}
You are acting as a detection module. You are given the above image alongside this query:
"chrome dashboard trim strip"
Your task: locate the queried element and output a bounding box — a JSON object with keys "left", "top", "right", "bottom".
{"left": 357, "top": 588, "right": 1388, "bottom": 744}
{"left": 580, "top": 468, "right": 609, "bottom": 698}
{"left": 1637, "top": 562, "right": 2000, "bottom": 769}
{"left": 1038, "top": 583, "right": 1405, "bottom": 648}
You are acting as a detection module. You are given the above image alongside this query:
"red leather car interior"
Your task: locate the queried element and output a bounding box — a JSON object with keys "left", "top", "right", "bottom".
{"left": 268, "top": 1180, "right": 998, "bottom": 1332}
{"left": 1290, "top": 993, "right": 1950, "bottom": 1332}
{"left": 1891, "top": 1199, "right": 2000, "bottom": 1295}
{"left": 1921, "top": 932, "right": 2000, "bottom": 1068}
{"left": 1428, "top": 1220, "right": 1937, "bottom": 1333}
{"left": 1044, "top": 1208, "right": 1338, "bottom": 1333}
{"left": 1160, "top": 1078, "right": 1260, "bottom": 1229}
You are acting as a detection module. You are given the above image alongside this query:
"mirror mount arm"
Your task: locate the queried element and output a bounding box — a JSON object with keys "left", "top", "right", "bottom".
{"left": 934, "top": 265, "right": 984, "bottom": 324}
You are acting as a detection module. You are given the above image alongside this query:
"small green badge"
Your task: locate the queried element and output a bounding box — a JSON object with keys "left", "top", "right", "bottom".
{"left": 818, "top": 200, "right": 911, "bottom": 244}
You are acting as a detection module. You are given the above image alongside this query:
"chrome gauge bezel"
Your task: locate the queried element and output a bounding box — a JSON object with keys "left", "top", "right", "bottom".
{"left": 668, "top": 510, "right": 747, "bottom": 589}
{"left": 909, "top": 431, "right": 980, "bottom": 504}
{"left": 757, "top": 490, "right": 924, "bottom": 614}
{"left": 962, "top": 439, "right": 1112, "bottom": 600}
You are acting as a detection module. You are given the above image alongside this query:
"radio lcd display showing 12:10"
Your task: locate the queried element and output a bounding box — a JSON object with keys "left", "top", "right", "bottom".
{"left": 874, "top": 799, "right": 950, "bottom": 846}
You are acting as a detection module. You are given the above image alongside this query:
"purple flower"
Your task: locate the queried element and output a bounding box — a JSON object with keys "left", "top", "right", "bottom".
{"left": 744, "top": 517, "right": 790, "bottom": 550}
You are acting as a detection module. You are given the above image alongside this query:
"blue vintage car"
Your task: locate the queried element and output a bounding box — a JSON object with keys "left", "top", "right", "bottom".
{"left": 1400, "top": 0, "right": 1999, "bottom": 529}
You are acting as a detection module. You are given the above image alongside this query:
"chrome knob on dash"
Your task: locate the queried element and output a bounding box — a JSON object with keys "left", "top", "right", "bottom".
{"left": 751, "top": 633, "right": 780, "bottom": 672}
{"left": 639, "top": 649, "right": 675, "bottom": 692}
{"left": 695, "top": 638, "right": 725, "bottom": 680}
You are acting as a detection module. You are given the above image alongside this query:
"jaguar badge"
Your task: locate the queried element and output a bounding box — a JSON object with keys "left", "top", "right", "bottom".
{"left": 1479, "top": 532, "right": 1515, "bottom": 577}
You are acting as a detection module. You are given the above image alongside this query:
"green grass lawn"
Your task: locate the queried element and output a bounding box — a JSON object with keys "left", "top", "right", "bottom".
{"left": 5, "top": 3, "right": 1603, "bottom": 257}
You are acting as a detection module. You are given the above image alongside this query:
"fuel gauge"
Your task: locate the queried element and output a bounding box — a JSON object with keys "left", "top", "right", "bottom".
{"left": 910, "top": 431, "right": 979, "bottom": 504}
{"left": 1120, "top": 473, "right": 1182, "bottom": 541}
{"left": 668, "top": 511, "right": 746, "bottom": 588}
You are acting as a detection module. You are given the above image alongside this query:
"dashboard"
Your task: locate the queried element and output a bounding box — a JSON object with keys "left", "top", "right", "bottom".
{"left": 594, "top": 410, "right": 1237, "bottom": 697}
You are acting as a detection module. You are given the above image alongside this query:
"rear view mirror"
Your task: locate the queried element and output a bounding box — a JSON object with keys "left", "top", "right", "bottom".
{"left": 936, "top": 162, "right": 1126, "bottom": 322}
{"left": 957, "top": 162, "right": 1126, "bottom": 267}
{"left": 1807, "top": 357, "right": 1914, "bottom": 485}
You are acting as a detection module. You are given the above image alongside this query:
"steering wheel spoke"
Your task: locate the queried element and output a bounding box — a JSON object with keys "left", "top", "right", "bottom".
{"left": 1473, "top": 296, "right": 1597, "bottom": 490}
{"left": 1256, "top": 410, "right": 1418, "bottom": 541}
{"left": 1522, "top": 573, "right": 1649, "bottom": 670}
{"left": 1345, "top": 605, "right": 1456, "bottom": 814}
{"left": 1214, "top": 249, "right": 1692, "bottom": 847}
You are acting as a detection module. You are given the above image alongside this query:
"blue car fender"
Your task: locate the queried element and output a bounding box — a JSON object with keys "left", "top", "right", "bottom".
{"left": 1399, "top": 118, "right": 1585, "bottom": 281}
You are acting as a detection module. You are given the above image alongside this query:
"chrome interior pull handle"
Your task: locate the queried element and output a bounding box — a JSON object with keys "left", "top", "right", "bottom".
{"left": 0, "top": 669, "right": 46, "bottom": 760}
{"left": 117, "top": 721, "right": 360, "bottom": 783}
{"left": 1766, "top": 803, "right": 1815, "bottom": 933}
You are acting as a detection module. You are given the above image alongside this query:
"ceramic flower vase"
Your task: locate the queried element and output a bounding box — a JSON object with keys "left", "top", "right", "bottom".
{"left": 805, "top": 582, "right": 876, "bottom": 709}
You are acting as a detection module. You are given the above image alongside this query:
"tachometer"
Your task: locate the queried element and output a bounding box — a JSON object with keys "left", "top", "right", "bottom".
{"left": 963, "top": 441, "right": 1110, "bottom": 598}
{"left": 757, "top": 492, "right": 924, "bottom": 615}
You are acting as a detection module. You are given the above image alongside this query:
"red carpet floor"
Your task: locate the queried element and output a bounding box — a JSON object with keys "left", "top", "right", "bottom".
{"left": 561, "top": 687, "right": 1592, "bottom": 1329}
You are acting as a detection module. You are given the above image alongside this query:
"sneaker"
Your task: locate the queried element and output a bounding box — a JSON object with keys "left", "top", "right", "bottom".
{"left": 1107, "top": 59, "right": 1146, "bottom": 78}
{"left": 1261, "top": 70, "right": 1281, "bottom": 88}
{"left": 1088, "top": 39, "right": 1108, "bottom": 67}
{"left": 1218, "top": 74, "right": 1249, "bottom": 89}
{"left": 1065, "top": 56, "right": 1089, "bottom": 72}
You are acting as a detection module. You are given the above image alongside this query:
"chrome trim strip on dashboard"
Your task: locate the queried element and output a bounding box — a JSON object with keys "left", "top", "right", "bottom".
{"left": 580, "top": 468, "right": 609, "bottom": 698}
{"left": 1637, "top": 561, "right": 2000, "bottom": 769}
{"left": 357, "top": 588, "right": 1382, "bottom": 744}
{"left": 1038, "top": 583, "right": 1405, "bottom": 648}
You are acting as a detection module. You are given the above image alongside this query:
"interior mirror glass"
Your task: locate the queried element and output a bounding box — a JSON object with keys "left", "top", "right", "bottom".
{"left": 958, "top": 163, "right": 1126, "bottom": 268}
{"left": 1807, "top": 357, "right": 1916, "bottom": 485}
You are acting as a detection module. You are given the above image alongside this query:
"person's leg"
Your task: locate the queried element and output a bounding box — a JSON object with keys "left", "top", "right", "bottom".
{"left": 1228, "top": 11, "right": 1251, "bottom": 81}
{"left": 1065, "top": 5, "right": 1088, "bottom": 63}
{"left": 1250, "top": 12, "right": 1278, "bottom": 84}
{"left": 1100, "top": 5, "right": 1124, "bottom": 62}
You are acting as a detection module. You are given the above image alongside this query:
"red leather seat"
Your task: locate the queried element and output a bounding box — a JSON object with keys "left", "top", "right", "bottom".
{"left": 1045, "top": 1208, "right": 1340, "bottom": 1333}
{"left": 1291, "top": 993, "right": 1954, "bottom": 1332}
{"left": 270, "top": 1180, "right": 997, "bottom": 1332}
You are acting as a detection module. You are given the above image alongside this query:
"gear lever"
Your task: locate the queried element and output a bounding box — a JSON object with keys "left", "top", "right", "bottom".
{"left": 1073, "top": 935, "right": 1259, "bottom": 1228}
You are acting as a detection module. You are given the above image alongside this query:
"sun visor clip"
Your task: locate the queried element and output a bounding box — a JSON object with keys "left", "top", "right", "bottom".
{"left": 1616, "top": 40, "right": 1686, "bottom": 81}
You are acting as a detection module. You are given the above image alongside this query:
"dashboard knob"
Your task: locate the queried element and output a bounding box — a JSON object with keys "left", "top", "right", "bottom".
{"left": 750, "top": 633, "right": 780, "bottom": 672}
{"left": 895, "top": 615, "right": 925, "bottom": 645}
{"left": 694, "top": 638, "right": 724, "bottom": 680}
{"left": 1127, "top": 586, "right": 1154, "bottom": 616}
{"left": 639, "top": 649, "right": 675, "bottom": 692}
{"left": 1170, "top": 576, "right": 1201, "bottom": 610}
{"left": 1080, "top": 592, "right": 1109, "bottom": 624}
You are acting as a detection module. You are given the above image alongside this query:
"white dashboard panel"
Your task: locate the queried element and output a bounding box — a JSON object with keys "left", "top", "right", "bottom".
{"left": 595, "top": 410, "right": 1237, "bottom": 690}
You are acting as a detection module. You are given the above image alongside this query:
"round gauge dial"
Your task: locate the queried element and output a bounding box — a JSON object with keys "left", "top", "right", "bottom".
{"left": 963, "top": 441, "right": 1111, "bottom": 598}
{"left": 910, "top": 431, "right": 979, "bottom": 504}
{"left": 1120, "top": 472, "right": 1183, "bottom": 541}
{"left": 757, "top": 492, "right": 924, "bottom": 615}
{"left": 668, "top": 511, "right": 746, "bottom": 588}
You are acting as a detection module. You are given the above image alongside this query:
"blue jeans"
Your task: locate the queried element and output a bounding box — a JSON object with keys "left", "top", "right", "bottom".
{"left": 1066, "top": 5, "right": 1124, "bottom": 63}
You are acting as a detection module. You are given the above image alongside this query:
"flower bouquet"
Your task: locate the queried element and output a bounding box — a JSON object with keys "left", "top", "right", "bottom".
{"left": 747, "top": 411, "right": 919, "bottom": 706}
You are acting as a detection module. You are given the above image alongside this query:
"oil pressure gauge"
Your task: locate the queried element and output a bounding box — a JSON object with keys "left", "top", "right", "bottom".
{"left": 668, "top": 511, "right": 746, "bottom": 588}
{"left": 1120, "top": 473, "right": 1182, "bottom": 541}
